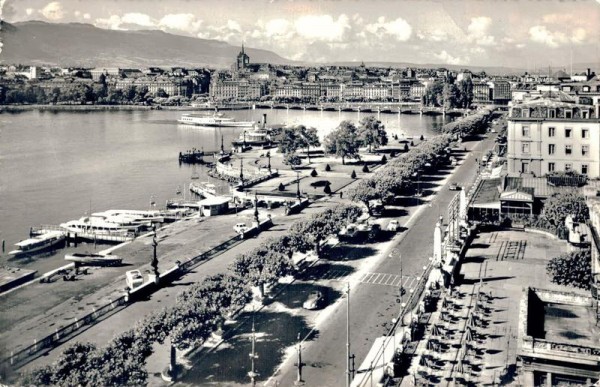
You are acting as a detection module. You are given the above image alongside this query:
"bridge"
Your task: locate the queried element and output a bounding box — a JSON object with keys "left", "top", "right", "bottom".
{"left": 251, "top": 102, "right": 468, "bottom": 116}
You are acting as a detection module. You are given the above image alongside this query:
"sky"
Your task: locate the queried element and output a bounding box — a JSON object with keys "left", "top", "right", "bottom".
{"left": 2, "top": 0, "right": 600, "bottom": 68}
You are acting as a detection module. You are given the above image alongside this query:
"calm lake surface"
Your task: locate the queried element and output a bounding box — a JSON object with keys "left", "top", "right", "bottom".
{"left": 0, "top": 108, "right": 449, "bottom": 272}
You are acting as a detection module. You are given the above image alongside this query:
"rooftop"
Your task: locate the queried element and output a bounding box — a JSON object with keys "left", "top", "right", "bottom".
{"left": 542, "top": 303, "right": 600, "bottom": 348}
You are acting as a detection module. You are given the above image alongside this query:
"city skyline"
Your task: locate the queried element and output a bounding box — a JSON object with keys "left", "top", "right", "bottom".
{"left": 3, "top": 0, "right": 600, "bottom": 69}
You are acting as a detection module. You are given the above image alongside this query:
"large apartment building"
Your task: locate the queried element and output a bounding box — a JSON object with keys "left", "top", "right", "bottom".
{"left": 507, "top": 96, "right": 600, "bottom": 178}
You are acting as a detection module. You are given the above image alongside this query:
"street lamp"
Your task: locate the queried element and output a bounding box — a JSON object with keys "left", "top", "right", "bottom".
{"left": 239, "top": 159, "right": 245, "bottom": 188}
{"left": 253, "top": 192, "right": 260, "bottom": 225}
{"left": 295, "top": 333, "right": 305, "bottom": 385}
{"left": 151, "top": 224, "right": 159, "bottom": 283}
{"left": 267, "top": 151, "right": 272, "bottom": 174}
{"left": 243, "top": 130, "right": 247, "bottom": 149}
{"left": 296, "top": 171, "right": 301, "bottom": 201}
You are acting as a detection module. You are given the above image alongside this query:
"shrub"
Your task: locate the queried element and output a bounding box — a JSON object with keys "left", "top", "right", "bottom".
{"left": 351, "top": 170, "right": 357, "bottom": 179}
{"left": 362, "top": 164, "right": 370, "bottom": 173}
{"left": 278, "top": 182, "right": 285, "bottom": 191}
{"left": 310, "top": 168, "right": 318, "bottom": 177}
{"left": 546, "top": 248, "right": 592, "bottom": 290}
{"left": 419, "top": 134, "right": 424, "bottom": 141}
{"left": 403, "top": 143, "right": 409, "bottom": 152}
{"left": 381, "top": 155, "right": 387, "bottom": 164}
{"left": 325, "top": 164, "right": 331, "bottom": 172}
{"left": 324, "top": 184, "right": 332, "bottom": 195}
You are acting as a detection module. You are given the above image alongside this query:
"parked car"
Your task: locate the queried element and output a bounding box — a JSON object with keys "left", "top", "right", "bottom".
{"left": 387, "top": 220, "right": 400, "bottom": 232}
{"left": 126, "top": 270, "right": 144, "bottom": 290}
{"left": 449, "top": 183, "right": 461, "bottom": 191}
{"left": 234, "top": 223, "right": 250, "bottom": 234}
{"left": 303, "top": 290, "right": 325, "bottom": 310}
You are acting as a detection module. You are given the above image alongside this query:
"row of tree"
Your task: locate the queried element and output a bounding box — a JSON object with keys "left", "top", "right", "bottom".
{"left": 348, "top": 134, "right": 453, "bottom": 214}
{"left": 440, "top": 108, "right": 494, "bottom": 137}
{"left": 0, "top": 83, "right": 171, "bottom": 105}
{"left": 279, "top": 116, "right": 388, "bottom": 167}
{"left": 24, "top": 204, "right": 362, "bottom": 386}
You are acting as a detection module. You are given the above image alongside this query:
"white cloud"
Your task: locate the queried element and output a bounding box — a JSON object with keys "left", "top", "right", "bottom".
{"left": 435, "top": 50, "right": 466, "bottom": 65}
{"left": 365, "top": 16, "right": 412, "bottom": 41}
{"left": 26, "top": 8, "right": 34, "bottom": 16}
{"left": 570, "top": 28, "right": 587, "bottom": 44}
{"left": 95, "top": 15, "right": 124, "bottom": 30}
{"left": 264, "top": 18, "right": 291, "bottom": 37}
{"left": 417, "top": 29, "right": 448, "bottom": 42}
{"left": 466, "top": 16, "right": 495, "bottom": 46}
{"left": 121, "top": 12, "right": 155, "bottom": 27}
{"left": 294, "top": 14, "right": 350, "bottom": 42}
{"left": 159, "top": 13, "right": 203, "bottom": 34}
{"left": 74, "top": 10, "right": 80, "bottom": 17}
{"left": 529, "top": 25, "right": 568, "bottom": 48}
{"left": 83, "top": 13, "right": 90, "bottom": 20}
{"left": 226, "top": 19, "right": 242, "bottom": 33}
{"left": 40, "top": 1, "right": 64, "bottom": 20}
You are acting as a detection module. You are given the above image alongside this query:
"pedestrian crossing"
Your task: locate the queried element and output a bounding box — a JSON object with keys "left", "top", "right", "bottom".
{"left": 318, "top": 268, "right": 417, "bottom": 289}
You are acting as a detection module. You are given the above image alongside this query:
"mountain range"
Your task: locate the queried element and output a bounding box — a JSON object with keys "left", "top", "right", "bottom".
{"left": 0, "top": 20, "right": 594, "bottom": 75}
{"left": 0, "top": 20, "right": 290, "bottom": 68}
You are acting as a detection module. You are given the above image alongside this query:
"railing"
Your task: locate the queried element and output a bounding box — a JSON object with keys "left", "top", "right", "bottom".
{"left": 1, "top": 219, "right": 274, "bottom": 372}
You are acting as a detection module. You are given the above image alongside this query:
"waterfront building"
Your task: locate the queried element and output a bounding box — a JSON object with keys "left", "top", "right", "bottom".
{"left": 363, "top": 82, "right": 390, "bottom": 100}
{"left": 114, "top": 76, "right": 192, "bottom": 96}
{"left": 506, "top": 95, "right": 600, "bottom": 178}
{"left": 473, "top": 81, "right": 491, "bottom": 104}
{"left": 409, "top": 82, "right": 426, "bottom": 100}
{"left": 342, "top": 82, "right": 364, "bottom": 100}
{"left": 210, "top": 79, "right": 264, "bottom": 101}
{"left": 488, "top": 79, "right": 511, "bottom": 105}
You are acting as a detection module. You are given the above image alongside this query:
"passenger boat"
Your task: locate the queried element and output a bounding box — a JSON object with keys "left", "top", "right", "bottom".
{"left": 65, "top": 253, "right": 122, "bottom": 266}
{"left": 60, "top": 217, "right": 134, "bottom": 242}
{"left": 91, "top": 210, "right": 164, "bottom": 226}
{"left": 231, "top": 128, "right": 274, "bottom": 147}
{"left": 178, "top": 113, "right": 255, "bottom": 127}
{"left": 9, "top": 231, "right": 66, "bottom": 256}
{"left": 189, "top": 181, "right": 218, "bottom": 198}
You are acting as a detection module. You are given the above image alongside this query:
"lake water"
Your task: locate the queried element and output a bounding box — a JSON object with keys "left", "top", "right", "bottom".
{"left": 0, "top": 108, "right": 449, "bottom": 272}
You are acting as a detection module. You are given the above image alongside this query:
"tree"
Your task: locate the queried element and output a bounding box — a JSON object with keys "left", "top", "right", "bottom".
{"left": 442, "top": 83, "right": 459, "bottom": 110}
{"left": 277, "top": 125, "right": 320, "bottom": 163}
{"left": 156, "top": 88, "right": 168, "bottom": 98}
{"left": 351, "top": 170, "right": 357, "bottom": 178}
{"left": 347, "top": 179, "right": 379, "bottom": 215}
{"left": 457, "top": 78, "right": 473, "bottom": 108}
{"left": 358, "top": 116, "right": 388, "bottom": 152}
{"left": 362, "top": 164, "right": 370, "bottom": 173}
{"left": 324, "top": 120, "right": 360, "bottom": 165}
{"left": 543, "top": 192, "right": 589, "bottom": 227}
{"left": 324, "top": 184, "right": 332, "bottom": 195}
{"left": 325, "top": 163, "right": 331, "bottom": 171}
{"left": 297, "top": 125, "right": 320, "bottom": 163}
{"left": 283, "top": 152, "right": 302, "bottom": 168}
{"left": 546, "top": 248, "right": 592, "bottom": 290}
{"left": 311, "top": 168, "right": 318, "bottom": 177}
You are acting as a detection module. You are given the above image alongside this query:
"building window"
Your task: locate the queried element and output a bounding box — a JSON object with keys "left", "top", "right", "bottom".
{"left": 582, "top": 145, "right": 589, "bottom": 156}
{"left": 522, "top": 126, "right": 530, "bottom": 137}
{"left": 548, "top": 127, "right": 555, "bottom": 137}
{"left": 565, "top": 128, "right": 572, "bottom": 138}
{"left": 548, "top": 162, "right": 555, "bottom": 172}
{"left": 565, "top": 163, "right": 572, "bottom": 172}
{"left": 565, "top": 110, "right": 572, "bottom": 119}
{"left": 565, "top": 145, "right": 572, "bottom": 155}
{"left": 522, "top": 143, "right": 530, "bottom": 153}
{"left": 582, "top": 128, "right": 589, "bottom": 138}
{"left": 548, "top": 144, "right": 555, "bottom": 155}
{"left": 521, "top": 162, "right": 529, "bottom": 173}
{"left": 582, "top": 164, "right": 588, "bottom": 175}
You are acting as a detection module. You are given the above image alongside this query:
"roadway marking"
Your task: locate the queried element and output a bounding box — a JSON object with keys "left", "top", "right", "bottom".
{"left": 357, "top": 272, "right": 417, "bottom": 289}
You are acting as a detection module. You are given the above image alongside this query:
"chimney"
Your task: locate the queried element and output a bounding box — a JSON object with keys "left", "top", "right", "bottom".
{"left": 262, "top": 113, "right": 267, "bottom": 129}
{"left": 587, "top": 68, "right": 591, "bottom": 77}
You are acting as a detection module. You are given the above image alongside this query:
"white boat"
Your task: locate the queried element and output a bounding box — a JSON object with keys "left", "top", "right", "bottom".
{"left": 65, "top": 253, "right": 122, "bottom": 266}
{"left": 60, "top": 217, "right": 133, "bottom": 242}
{"left": 9, "top": 231, "right": 66, "bottom": 256}
{"left": 189, "top": 181, "right": 218, "bottom": 198}
{"left": 91, "top": 210, "right": 164, "bottom": 226}
{"left": 178, "top": 113, "right": 255, "bottom": 127}
{"left": 232, "top": 128, "right": 273, "bottom": 147}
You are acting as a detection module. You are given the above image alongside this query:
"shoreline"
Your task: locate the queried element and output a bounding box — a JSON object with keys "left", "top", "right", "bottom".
{"left": 0, "top": 104, "right": 196, "bottom": 113}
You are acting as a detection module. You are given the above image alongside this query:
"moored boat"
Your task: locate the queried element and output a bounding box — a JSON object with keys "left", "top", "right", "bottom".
{"left": 60, "top": 217, "right": 135, "bottom": 242}
{"left": 65, "top": 253, "right": 122, "bottom": 266}
{"left": 189, "top": 181, "right": 218, "bottom": 198}
{"left": 9, "top": 231, "right": 66, "bottom": 256}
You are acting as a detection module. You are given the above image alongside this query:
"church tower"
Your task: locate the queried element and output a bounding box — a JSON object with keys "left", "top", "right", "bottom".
{"left": 236, "top": 43, "right": 250, "bottom": 71}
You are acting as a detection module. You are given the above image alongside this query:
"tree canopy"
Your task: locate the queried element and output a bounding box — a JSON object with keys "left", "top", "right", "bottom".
{"left": 546, "top": 248, "right": 592, "bottom": 290}
{"left": 543, "top": 192, "right": 589, "bottom": 226}
{"left": 324, "top": 120, "right": 361, "bottom": 165}
{"left": 358, "top": 116, "right": 388, "bottom": 152}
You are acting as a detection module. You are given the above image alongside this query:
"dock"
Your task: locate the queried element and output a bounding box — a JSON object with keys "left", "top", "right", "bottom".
{"left": 30, "top": 225, "right": 135, "bottom": 243}
{"left": 0, "top": 266, "right": 37, "bottom": 293}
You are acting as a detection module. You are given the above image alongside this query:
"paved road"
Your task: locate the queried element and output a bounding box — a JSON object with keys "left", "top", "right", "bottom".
{"left": 269, "top": 133, "right": 498, "bottom": 386}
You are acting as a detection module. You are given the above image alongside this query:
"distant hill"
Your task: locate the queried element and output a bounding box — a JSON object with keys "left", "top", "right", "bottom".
{"left": 0, "top": 20, "right": 291, "bottom": 68}
{"left": 326, "top": 61, "right": 527, "bottom": 76}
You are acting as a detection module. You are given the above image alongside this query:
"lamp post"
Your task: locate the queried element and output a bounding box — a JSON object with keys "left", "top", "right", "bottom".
{"left": 346, "top": 282, "right": 352, "bottom": 387}
{"left": 239, "top": 159, "right": 245, "bottom": 188}
{"left": 243, "top": 130, "right": 247, "bottom": 149}
{"left": 151, "top": 224, "right": 159, "bottom": 283}
{"left": 296, "top": 171, "right": 301, "bottom": 201}
{"left": 295, "top": 333, "right": 305, "bottom": 385}
{"left": 267, "top": 151, "right": 272, "bottom": 173}
{"left": 220, "top": 134, "right": 224, "bottom": 154}
{"left": 248, "top": 309, "right": 258, "bottom": 387}
{"left": 254, "top": 192, "right": 260, "bottom": 225}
